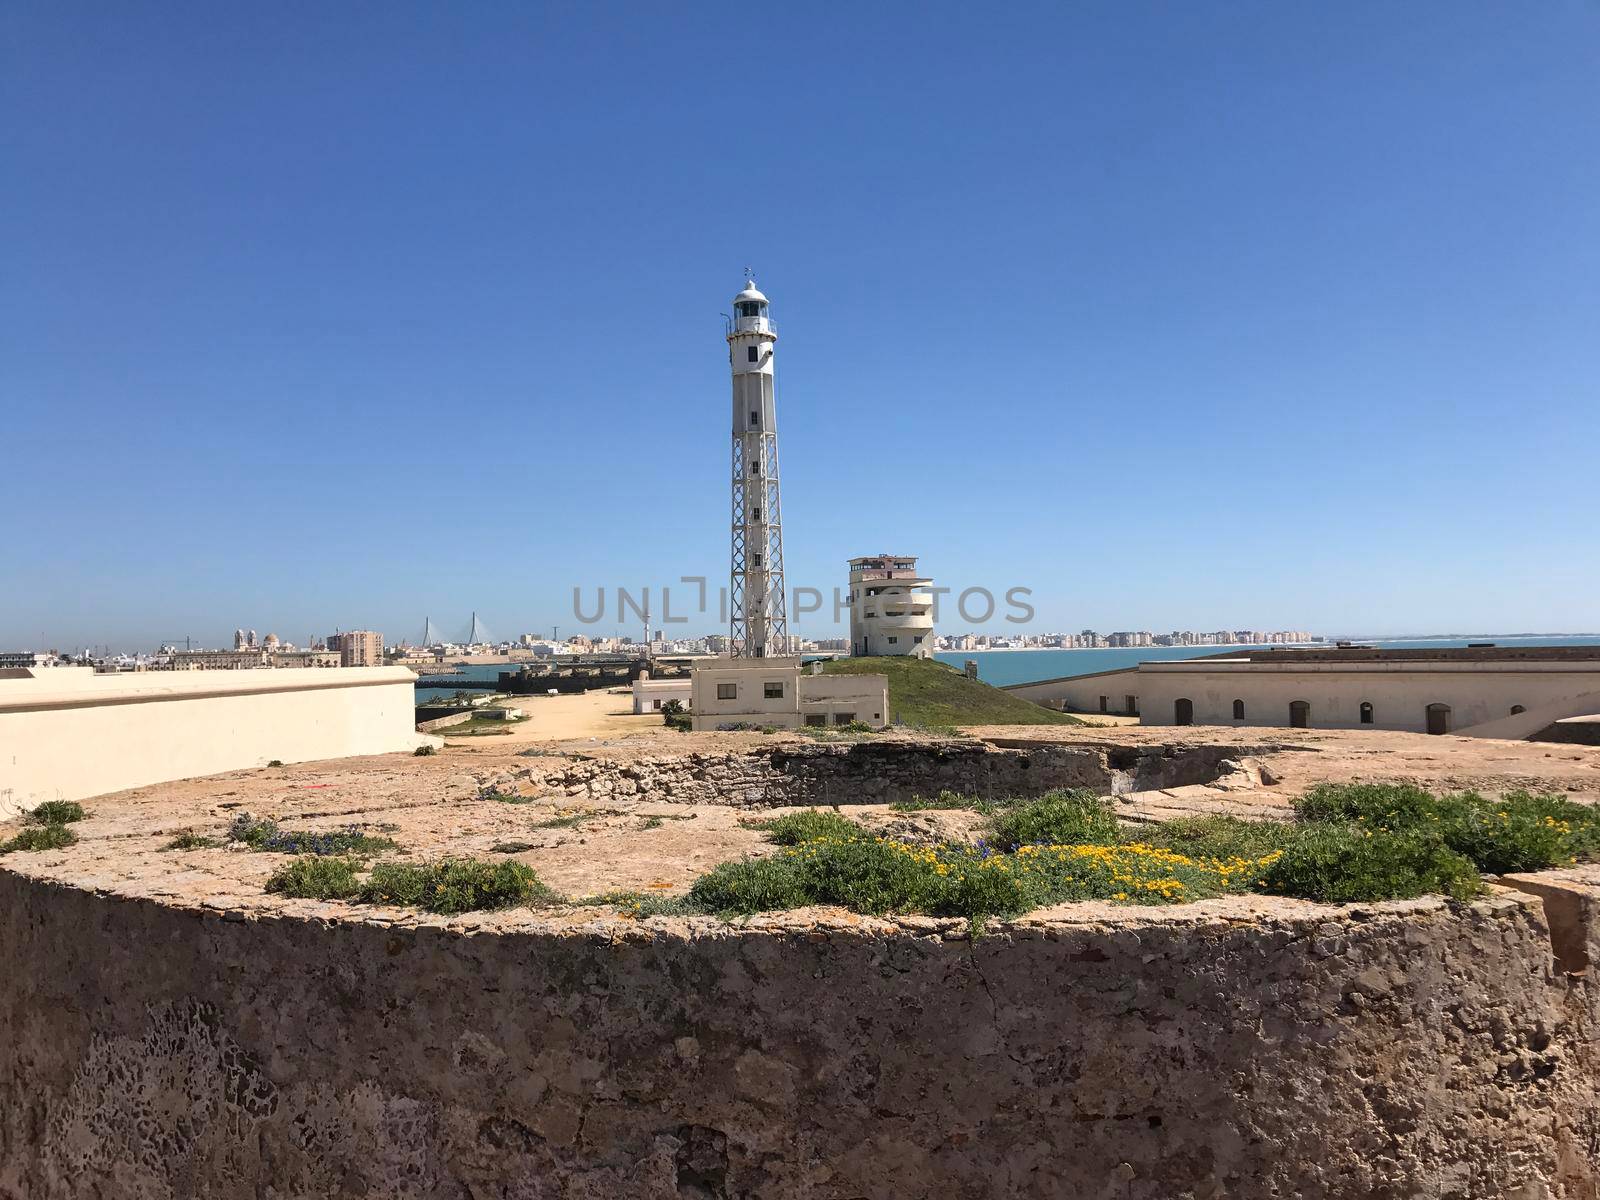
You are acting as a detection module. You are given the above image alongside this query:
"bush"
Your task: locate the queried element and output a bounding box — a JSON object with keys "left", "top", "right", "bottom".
{"left": 265, "top": 856, "right": 362, "bottom": 900}
{"left": 162, "top": 829, "right": 219, "bottom": 850}
{"left": 227, "top": 812, "right": 398, "bottom": 856}
{"left": 758, "top": 810, "right": 864, "bottom": 845}
{"left": 360, "top": 858, "right": 555, "bottom": 914}
{"left": 267, "top": 760, "right": 285, "bottom": 768}
{"left": 414, "top": 745, "right": 438, "bottom": 756}
{"left": 987, "top": 790, "right": 1120, "bottom": 849}
{"left": 661, "top": 699, "right": 693, "bottom": 732}
{"left": 1295, "top": 783, "right": 1600, "bottom": 874}
{"left": 1260, "top": 824, "right": 1480, "bottom": 904}
{"left": 25, "top": 801, "right": 85, "bottom": 825}
{"left": 1, "top": 824, "right": 78, "bottom": 854}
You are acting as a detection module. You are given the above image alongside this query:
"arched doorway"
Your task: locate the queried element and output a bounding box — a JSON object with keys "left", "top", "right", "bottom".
{"left": 1232, "top": 699, "right": 1245, "bottom": 720}
{"left": 1174, "top": 698, "right": 1193, "bottom": 726}
{"left": 1359, "top": 701, "right": 1373, "bottom": 724}
{"left": 1426, "top": 703, "right": 1451, "bottom": 735}
{"left": 1289, "top": 700, "right": 1310, "bottom": 729}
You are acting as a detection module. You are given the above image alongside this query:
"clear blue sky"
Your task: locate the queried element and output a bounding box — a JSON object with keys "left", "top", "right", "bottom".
{"left": 4, "top": 3, "right": 1597, "bottom": 651}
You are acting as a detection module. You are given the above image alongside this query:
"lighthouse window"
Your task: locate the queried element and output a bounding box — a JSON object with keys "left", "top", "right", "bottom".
{"left": 751, "top": 507, "right": 761, "bottom": 521}
{"left": 750, "top": 409, "right": 760, "bottom": 425}
{"left": 747, "top": 346, "right": 759, "bottom": 363}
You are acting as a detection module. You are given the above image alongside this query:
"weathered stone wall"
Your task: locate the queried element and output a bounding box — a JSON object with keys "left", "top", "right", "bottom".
{"left": 505, "top": 738, "right": 1252, "bottom": 807}
{"left": 2, "top": 872, "right": 1595, "bottom": 1199}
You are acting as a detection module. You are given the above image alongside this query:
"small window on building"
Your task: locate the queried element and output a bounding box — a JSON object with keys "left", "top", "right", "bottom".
{"left": 887, "top": 636, "right": 898, "bottom": 644}
{"left": 747, "top": 345, "right": 759, "bottom": 363}
{"left": 833, "top": 712, "right": 856, "bottom": 725}
{"left": 913, "top": 635, "right": 924, "bottom": 644}
{"left": 1099, "top": 696, "right": 1109, "bottom": 713}
{"left": 716, "top": 682, "right": 737, "bottom": 701}
{"left": 653, "top": 699, "right": 662, "bottom": 710}
{"left": 750, "top": 409, "right": 760, "bottom": 425}
{"left": 1233, "top": 699, "right": 1245, "bottom": 720}
{"left": 764, "top": 682, "right": 784, "bottom": 699}
{"left": 752, "top": 553, "right": 762, "bottom": 566}
{"left": 1359, "top": 701, "right": 1373, "bottom": 724}
{"left": 1510, "top": 705, "right": 1525, "bottom": 715}
{"left": 804, "top": 714, "right": 826, "bottom": 727}
{"left": 751, "top": 506, "right": 761, "bottom": 521}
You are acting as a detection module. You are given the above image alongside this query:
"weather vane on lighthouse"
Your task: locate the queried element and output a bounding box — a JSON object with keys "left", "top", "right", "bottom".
{"left": 726, "top": 276, "right": 788, "bottom": 658}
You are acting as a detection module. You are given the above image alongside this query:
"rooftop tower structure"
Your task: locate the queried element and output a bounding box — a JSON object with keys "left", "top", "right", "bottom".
{"left": 848, "top": 555, "right": 936, "bottom": 658}
{"left": 727, "top": 278, "right": 787, "bottom": 658}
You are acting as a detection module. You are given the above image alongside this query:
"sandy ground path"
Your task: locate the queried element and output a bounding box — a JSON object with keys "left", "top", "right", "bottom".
{"left": 441, "top": 688, "right": 674, "bottom": 747}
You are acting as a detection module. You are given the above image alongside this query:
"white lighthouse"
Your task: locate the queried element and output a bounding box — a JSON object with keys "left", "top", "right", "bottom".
{"left": 727, "top": 278, "right": 788, "bottom": 658}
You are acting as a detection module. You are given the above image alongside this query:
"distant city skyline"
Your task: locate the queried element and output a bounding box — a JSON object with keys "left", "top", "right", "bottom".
{"left": 5, "top": 4, "right": 1598, "bottom": 648}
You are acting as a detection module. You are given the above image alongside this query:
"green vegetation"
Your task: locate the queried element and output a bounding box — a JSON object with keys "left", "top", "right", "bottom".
{"left": 265, "top": 855, "right": 362, "bottom": 900}
{"left": 162, "top": 829, "right": 220, "bottom": 851}
{"left": 755, "top": 810, "right": 865, "bottom": 845}
{"left": 531, "top": 813, "right": 589, "bottom": 830}
{"left": 24, "top": 800, "right": 86, "bottom": 825}
{"left": 264, "top": 855, "right": 556, "bottom": 914}
{"left": 891, "top": 791, "right": 991, "bottom": 813}
{"left": 1, "top": 824, "right": 78, "bottom": 854}
{"left": 987, "top": 788, "right": 1119, "bottom": 849}
{"left": 491, "top": 840, "right": 538, "bottom": 853}
{"left": 1295, "top": 782, "right": 1600, "bottom": 873}
{"left": 674, "top": 782, "right": 1600, "bottom": 925}
{"left": 574, "top": 889, "right": 700, "bottom": 918}
{"left": 1259, "top": 825, "right": 1480, "bottom": 904}
{"left": 360, "top": 858, "right": 554, "bottom": 913}
{"left": 414, "top": 744, "right": 438, "bottom": 756}
{"left": 482, "top": 789, "right": 537, "bottom": 804}
{"left": 227, "top": 813, "right": 399, "bottom": 857}
{"left": 267, "top": 760, "right": 285, "bottom": 768}
{"left": 439, "top": 715, "right": 517, "bottom": 737}
{"left": 819, "top": 656, "right": 1082, "bottom": 727}
{"left": 661, "top": 699, "right": 692, "bottom": 732}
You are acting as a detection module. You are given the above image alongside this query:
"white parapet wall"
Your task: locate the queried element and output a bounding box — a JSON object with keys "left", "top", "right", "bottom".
{"left": 0, "top": 667, "right": 429, "bottom": 815}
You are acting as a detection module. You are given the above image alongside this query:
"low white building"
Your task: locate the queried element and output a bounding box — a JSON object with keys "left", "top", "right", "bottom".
{"left": 0, "top": 666, "right": 430, "bottom": 815}
{"left": 1004, "top": 646, "right": 1600, "bottom": 739}
{"left": 632, "top": 674, "right": 693, "bottom": 715}
{"left": 689, "top": 659, "right": 889, "bottom": 731}
{"left": 848, "top": 554, "right": 935, "bottom": 658}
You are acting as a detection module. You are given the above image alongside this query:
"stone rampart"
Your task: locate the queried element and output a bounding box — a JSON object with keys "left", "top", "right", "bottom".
{"left": 1, "top": 870, "right": 1595, "bottom": 1199}
{"left": 504, "top": 738, "right": 1258, "bottom": 807}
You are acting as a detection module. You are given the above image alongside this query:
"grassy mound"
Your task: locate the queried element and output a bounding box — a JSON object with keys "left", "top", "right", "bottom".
{"left": 820, "top": 656, "right": 1081, "bottom": 728}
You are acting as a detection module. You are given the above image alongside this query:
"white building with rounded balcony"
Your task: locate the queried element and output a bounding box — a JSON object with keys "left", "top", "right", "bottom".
{"left": 848, "top": 555, "right": 935, "bottom": 658}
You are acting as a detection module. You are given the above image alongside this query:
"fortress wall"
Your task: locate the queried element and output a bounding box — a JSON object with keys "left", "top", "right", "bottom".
{"left": 505, "top": 740, "right": 1253, "bottom": 808}
{"left": 1, "top": 871, "right": 1595, "bottom": 1200}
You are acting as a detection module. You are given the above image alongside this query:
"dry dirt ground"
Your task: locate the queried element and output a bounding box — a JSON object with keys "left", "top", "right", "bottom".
{"left": 4, "top": 723, "right": 1598, "bottom": 918}
{"left": 437, "top": 687, "right": 671, "bottom": 745}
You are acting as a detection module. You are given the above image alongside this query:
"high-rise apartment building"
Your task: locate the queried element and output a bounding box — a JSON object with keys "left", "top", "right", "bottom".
{"left": 327, "top": 630, "right": 383, "bottom": 667}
